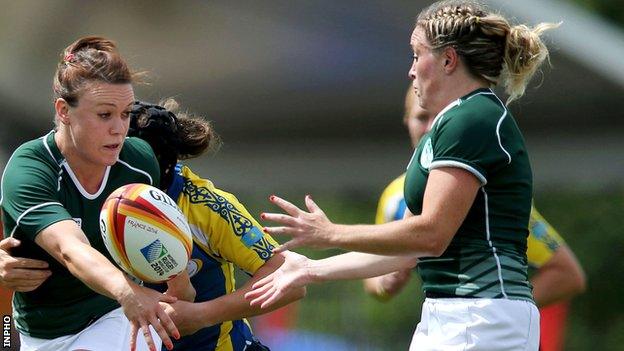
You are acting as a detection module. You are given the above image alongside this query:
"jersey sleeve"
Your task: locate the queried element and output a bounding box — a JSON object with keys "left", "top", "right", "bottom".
{"left": 526, "top": 205, "right": 566, "bottom": 268}
{"left": 185, "top": 177, "right": 278, "bottom": 275}
{"left": 0, "top": 146, "right": 71, "bottom": 240}
{"left": 430, "top": 110, "right": 509, "bottom": 185}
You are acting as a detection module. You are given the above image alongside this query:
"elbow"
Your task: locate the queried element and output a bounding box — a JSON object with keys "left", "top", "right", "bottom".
{"left": 418, "top": 231, "right": 451, "bottom": 258}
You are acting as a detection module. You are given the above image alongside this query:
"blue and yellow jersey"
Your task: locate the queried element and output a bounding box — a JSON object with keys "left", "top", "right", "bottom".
{"left": 377, "top": 173, "right": 566, "bottom": 269}
{"left": 155, "top": 165, "right": 278, "bottom": 351}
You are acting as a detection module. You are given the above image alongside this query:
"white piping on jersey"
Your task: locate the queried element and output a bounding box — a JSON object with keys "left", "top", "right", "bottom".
{"left": 431, "top": 98, "right": 461, "bottom": 131}
{"left": 117, "top": 160, "right": 153, "bottom": 185}
{"left": 495, "top": 112, "right": 512, "bottom": 164}
{"left": 9, "top": 201, "right": 64, "bottom": 237}
{"left": 490, "top": 94, "right": 513, "bottom": 165}
{"left": 481, "top": 187, "right": 508, "bottom": 298}
{"left": 41, "top": 131, "right": 58, "bottom": 164}
{"left": 61, "top": 160, "right": 111, "bottom": 200}
{"left": 406, "top": 148, "right": 418, "bottom": 170}
{"left": 429, "top": 160, "right": 487, "bottom": 186}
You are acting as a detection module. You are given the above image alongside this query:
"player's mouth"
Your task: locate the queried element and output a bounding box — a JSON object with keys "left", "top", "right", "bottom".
{"left": 103, "top": 143, "right": 121, "bottom": 152}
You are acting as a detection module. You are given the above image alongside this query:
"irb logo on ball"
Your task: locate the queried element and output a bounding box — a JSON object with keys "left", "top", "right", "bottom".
{"left": 140, "top": 239, "right": 180, "bottom": 277}
{"left": 100, "top": 183, "right": 193, "bottom": 283}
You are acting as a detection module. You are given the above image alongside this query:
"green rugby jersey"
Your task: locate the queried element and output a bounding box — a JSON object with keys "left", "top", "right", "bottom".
{"left": 404, "top": 88, "right": 533, "bottom": 301}
{"left": 0, "top": 131, "right": 160, "bottom": 338}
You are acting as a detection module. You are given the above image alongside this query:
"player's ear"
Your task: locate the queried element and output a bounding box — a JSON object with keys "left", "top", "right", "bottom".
{"left": 54, "top": 98, "right": 71, "bottom": 125}
{"left": 441, "top": 46, "right": 459, "bottom": 73}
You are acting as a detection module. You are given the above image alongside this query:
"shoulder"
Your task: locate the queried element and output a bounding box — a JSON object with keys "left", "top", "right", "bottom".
{"left": 436, "top": 93, "right": 505, "bottom": 134}
{"left": 2, "top": 135, "right": 59, "bottom": 183}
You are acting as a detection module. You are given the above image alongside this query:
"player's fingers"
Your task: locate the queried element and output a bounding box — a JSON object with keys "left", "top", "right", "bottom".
{"left": 0, "top": 237, "right": 20, "bottom": 250}
{"left": 250, "top": 285, "right": 276, "bottom": 307}
{"left": 304, "top": 195, "right": 323, "bottom": 214}
{"left": 15, "top": 258, "right": 49, "bottom": 269}
{"left": 140, "top": 323, "right": 158, "bottom": 351}
{"left": 129, "top": 323, "right": 139, "bottom": 351}
{"left": 246, "top": 280, "right": 273, "bottom": 300}
{"left": 156, "top": 305, "right": 180, "bottom": 340}
{"left": 260, "top": 289, "right": 283, "bottom": 309}
{"left": 251, "top": 272, "right": 275, "bottom": 290}
{"left": 158, "top": 293, "right": 178, "bottom": 304}
{"left": 9, "top": 267, "right": 51, "bottom": 280}
{"left": 272, "top": 239, "right": 299, "bottom": 253}
{"left": 263, "top": 226, "right": 298, "bottom": 237}
{"left": 269, "top": 195, "right": 303, "bottom": 217}
{"left": 260, "top": 213, "right": 298, "bottom": 226}
{"left": 149, "top": 315, "right": 174, "bottom": 350}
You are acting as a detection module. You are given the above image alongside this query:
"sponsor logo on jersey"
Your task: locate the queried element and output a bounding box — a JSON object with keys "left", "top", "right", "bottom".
{"left": 420, "top": 138, "right": 433, "bottom": 169}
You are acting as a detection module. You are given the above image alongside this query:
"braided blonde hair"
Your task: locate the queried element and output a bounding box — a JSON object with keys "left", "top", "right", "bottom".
{"left": 416, "top": 1, "right": 560, "bottom": 104}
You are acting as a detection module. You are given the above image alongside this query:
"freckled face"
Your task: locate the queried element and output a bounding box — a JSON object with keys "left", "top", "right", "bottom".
{"left": 65, "top": 82, "right": 134, "bottom": 167}
{"left": 408, "top": 27, "right": 445, "bottom": 113}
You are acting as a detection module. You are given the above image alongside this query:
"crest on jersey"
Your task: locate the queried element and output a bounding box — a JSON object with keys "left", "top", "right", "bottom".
{"left": 420, "top": 138, "right": 433, "bottom": 169}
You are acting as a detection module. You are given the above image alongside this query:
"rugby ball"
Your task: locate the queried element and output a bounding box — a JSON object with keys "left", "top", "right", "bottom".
{"left": 99, "top": 183, "right": 193, "bottom": 283}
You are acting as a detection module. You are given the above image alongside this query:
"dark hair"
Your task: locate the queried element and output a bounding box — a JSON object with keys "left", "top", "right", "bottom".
{"left": 53, "top": 36, "right": 135, "bottom": 107}
{"left": 416, "top": 1, "right": 559, "bottom": 103}
{"left": 128, "top": 98, "right": 220, "bottom": 190}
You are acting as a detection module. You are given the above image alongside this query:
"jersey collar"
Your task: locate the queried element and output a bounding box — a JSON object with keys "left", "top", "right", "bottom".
{"left": 430, "top": 88, "right": 494, "bottom": 130}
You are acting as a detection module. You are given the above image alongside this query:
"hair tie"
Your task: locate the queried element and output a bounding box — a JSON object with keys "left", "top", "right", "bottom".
{"left": 474, "top": 16, "right": 481, "bottom": 24}
{"left": 63, "top": 53, "right": 75, "bottom": 64}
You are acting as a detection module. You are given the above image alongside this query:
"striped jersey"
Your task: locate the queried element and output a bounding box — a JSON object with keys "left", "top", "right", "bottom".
{"left": 0, "top": 131, "right": 159, "bottom": 338}
{"left": 150, "top": 165, "right": 277, "bottom": 351}
{"left": 404, "top": 88, "right": 533, "bottom": 301}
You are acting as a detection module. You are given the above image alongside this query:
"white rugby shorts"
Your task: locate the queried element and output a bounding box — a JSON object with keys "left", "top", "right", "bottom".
{"left": 409, "top": 298, "right": 539, "bottom": 351}
{"left": 19, "top": 307, "right": 162, "bottom": 351}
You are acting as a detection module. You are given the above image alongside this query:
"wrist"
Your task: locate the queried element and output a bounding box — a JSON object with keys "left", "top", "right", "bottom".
{"left": 111, "top": 274, "right": 134, "bottom": 303}
{"left": 326, "top": 223, "right": 342, "bottom": 249}
{"left": 305, "top": 259, "right": 323, "bottom": 283}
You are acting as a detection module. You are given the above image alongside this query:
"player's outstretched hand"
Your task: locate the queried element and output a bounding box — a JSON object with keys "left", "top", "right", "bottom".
{"left": 118, "top": 280, "right": 180, "bottom": 351}
{"left": 0, "top": 237, "right": 51, "bottom": 292}
{"left": 261, "top": 195, "right": 335, "bottom": 253}
{"left": 245, "top": 251, "right": 313, "bottom": 309}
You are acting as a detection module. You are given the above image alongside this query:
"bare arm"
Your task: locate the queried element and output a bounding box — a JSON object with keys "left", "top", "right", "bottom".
{"left": 162, "top": 252, "right": 306, "bottom": 336}
{"left": 245, "top": 251, "right": 417, "bottom": 308}
{"left": 35, "top": 220, "right": 179, "bottom": 351}
{"left": 531, "top": 245, "right": 586, "bottom": 307}
{"left": 265, "top": 167, "right": 480, "bottom": 256}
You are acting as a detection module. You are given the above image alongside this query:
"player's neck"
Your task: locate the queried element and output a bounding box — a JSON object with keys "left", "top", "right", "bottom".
{"left": 55, "top": 131, "right": 107, "bottom": 193}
